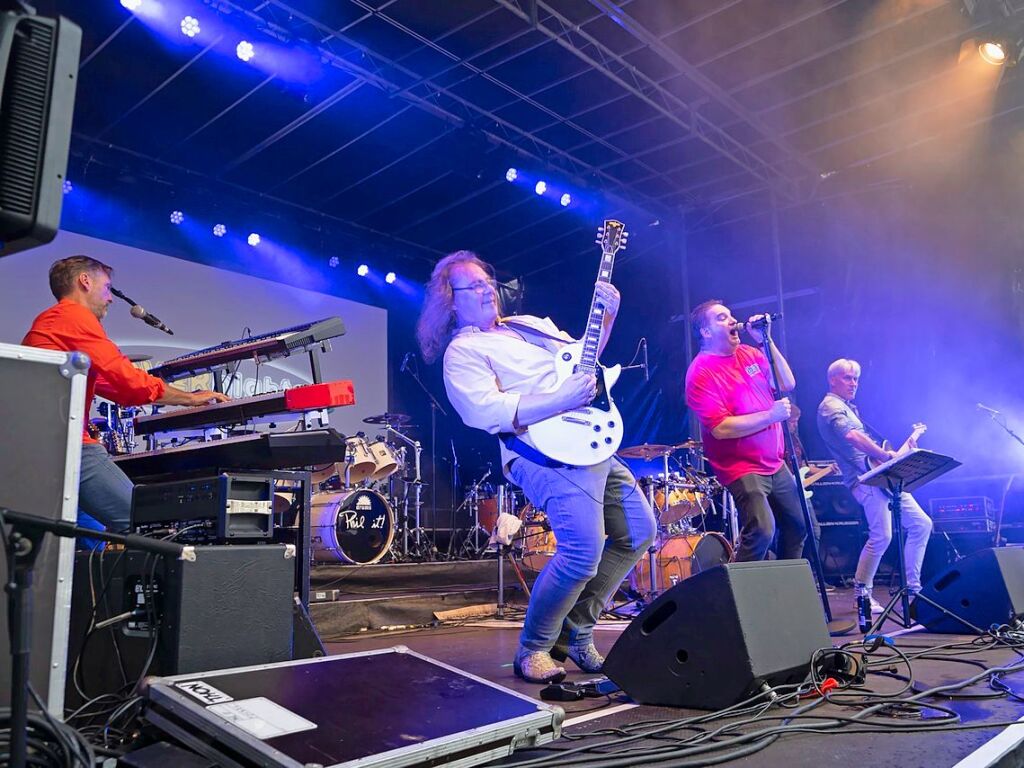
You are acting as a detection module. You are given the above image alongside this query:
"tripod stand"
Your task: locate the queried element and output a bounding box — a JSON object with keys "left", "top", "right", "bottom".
{"left": 857, "top": 449, "right": 976, "bottom": 633}
{"left": 457, "top": 469, "right": 492, "bottom": 558}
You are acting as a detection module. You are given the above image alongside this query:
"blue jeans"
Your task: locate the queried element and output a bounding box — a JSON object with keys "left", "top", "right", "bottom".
{"left": 78, "top": 442, "right": 133, "bottom": 533}
{"left": 509, "top": 457, "right": 656, "bottom": 652}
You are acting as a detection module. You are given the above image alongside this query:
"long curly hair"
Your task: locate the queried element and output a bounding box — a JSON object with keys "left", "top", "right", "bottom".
{"left": 416, "top": 250, "right": 498, "bottom": 363}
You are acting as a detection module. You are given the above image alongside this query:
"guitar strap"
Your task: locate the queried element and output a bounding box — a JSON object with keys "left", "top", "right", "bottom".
{"left": 499, "top": 318, "right": 572, "bottom": 347}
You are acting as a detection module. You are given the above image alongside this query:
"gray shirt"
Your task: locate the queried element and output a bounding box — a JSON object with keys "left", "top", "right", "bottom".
{"left": 816, "top": 393, "right": 868, "bottom": 488}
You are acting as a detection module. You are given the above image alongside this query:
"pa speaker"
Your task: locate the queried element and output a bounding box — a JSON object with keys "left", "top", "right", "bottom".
{"left": 915, "top": 547, "right": 1024, "bottom": 633}
{"left": 604, "top": 561, "right": 830, "bottom": 710}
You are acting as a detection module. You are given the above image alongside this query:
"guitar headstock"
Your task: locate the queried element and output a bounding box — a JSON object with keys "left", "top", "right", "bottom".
{"left": 596, "top": 220, "right": 627, "bottom": 256}
{"left": 911, "top": 422, "right": 927, "bottom": 438}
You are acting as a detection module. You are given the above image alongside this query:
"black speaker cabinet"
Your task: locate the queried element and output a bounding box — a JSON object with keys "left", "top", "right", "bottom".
{"left": 604, "top": 561, "right": 831, "bottom": 710}
{"left": 66, "top": 544, "right": 295, "bottom": 709}
{"left": 915, "top": 547, "right": 1024, "bottom": 633}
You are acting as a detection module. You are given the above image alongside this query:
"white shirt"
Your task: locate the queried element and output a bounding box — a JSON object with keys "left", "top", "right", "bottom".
{"left": 443, "top": 314, "right": 574, "bottom": 469}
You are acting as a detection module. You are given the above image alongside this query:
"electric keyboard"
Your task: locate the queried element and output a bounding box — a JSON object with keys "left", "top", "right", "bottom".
{"left": 112, "top": 429, "right": 347, "bottom": 480}
{"left": 149, "top": 317, "right": 346, "bottom": 382}
{"left": 133, "top": 380, "right": 355, "bottom": 435}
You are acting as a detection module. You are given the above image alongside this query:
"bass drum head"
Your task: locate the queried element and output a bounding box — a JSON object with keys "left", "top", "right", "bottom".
{"left": 311, "top": 490, "right": 394, "bottom": 564}
{"left": 632, "top": 532, "right": 732, "bottom": 594}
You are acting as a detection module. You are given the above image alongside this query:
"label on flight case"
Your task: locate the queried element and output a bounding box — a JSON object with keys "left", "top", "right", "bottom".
{"left": 207, "top": 697, "right": 318, "bottom": 739}
{"left": 175, "top": 680, "right": 234, "bottom": 706}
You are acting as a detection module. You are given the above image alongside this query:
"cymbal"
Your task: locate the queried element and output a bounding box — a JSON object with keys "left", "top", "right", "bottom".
{"left": 127, "top": 353, "right": 152, "bottom": 363}
{"left": 362, "top": 412, "right": 411, "bottom": 426}
{"left": 617, "top": 440, "right": 701, "bottom": 460}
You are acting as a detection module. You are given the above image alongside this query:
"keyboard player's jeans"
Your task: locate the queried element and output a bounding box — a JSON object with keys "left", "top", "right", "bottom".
{"left": 78, "top": 443, "right": 133, "bottom": 533}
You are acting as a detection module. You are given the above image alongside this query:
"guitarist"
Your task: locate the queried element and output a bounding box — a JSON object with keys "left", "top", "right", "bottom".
{"left": 815, "top": 358, "right": 932, "bottom": 614}
{"left": 684, "top": 300, "right": 806, "bottom": 564}
{"left": 417, "top": 250, "right": 655, "bottom": 684}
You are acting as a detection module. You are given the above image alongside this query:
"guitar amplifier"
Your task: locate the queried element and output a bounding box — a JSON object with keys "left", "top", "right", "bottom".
{"left": 930, "top": 497, "right": 996, "bottom": 534}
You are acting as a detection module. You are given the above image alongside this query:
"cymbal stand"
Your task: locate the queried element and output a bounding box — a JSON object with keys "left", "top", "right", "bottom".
{"left": 458, "top": 469, "right": 492, "bottom": 559}
{"left": 386, "top": 424, "right": 432, "bottom": 560}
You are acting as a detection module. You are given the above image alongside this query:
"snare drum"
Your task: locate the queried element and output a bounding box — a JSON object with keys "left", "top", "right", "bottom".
{"left": 632, "top": 532, "right": 732, "bottom": 594}
{"left": 311, "top": 489, "right": 395, "bottom": 564}
{"left": 368, "top": 440, "right": 400, "bottom": 481}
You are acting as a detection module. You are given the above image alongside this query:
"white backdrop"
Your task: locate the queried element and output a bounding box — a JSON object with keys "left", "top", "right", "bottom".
{"left": 0, "top": 231, "right": 388, "bottom": 439}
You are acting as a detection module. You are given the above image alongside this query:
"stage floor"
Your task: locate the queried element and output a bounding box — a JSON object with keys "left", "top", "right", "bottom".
{"left": 325, "top": 591, "right": 1024, "bottom": 768}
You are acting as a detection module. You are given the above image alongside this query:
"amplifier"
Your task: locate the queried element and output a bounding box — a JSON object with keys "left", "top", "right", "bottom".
{"left": 132, "top": 473, "right": 276, "bottom": 542}
{"left": 930, "top": 496, "right": 995, "bottom": 520}
{"left": 934, "top": 518, "right": 997, "bottom": 534}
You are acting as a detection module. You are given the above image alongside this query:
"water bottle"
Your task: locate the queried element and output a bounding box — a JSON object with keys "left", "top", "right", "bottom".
{"left": 856, "top": 593, "right": 872, "bottom": 633}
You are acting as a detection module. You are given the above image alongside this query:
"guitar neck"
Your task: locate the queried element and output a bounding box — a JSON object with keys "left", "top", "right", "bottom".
{"left": 578, "top": 246, "right": 617, "bottom": 374}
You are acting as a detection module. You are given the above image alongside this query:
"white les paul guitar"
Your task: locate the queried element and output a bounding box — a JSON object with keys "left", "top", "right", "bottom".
{"left": 527, "top": 220, "right": 627, "bottom": 466}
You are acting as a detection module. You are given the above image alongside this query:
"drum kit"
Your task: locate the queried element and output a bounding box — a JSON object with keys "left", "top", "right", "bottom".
{"left": 309, "top": 412, "right": 430, "bottom": 566}
{"left": 620, "top": 440, "right": 732, "bottom": 599}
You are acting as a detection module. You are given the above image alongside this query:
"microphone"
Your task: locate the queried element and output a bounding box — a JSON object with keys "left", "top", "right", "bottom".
{"left": 130, "top": 304, "right": 174, "bottom": 335}
{"left": 400, "top": 352, "right": 414, "bottom": 373}
{"left": 738, "top": 312, "right": 782, "bottom": 331}
{"left": 641, "top": 338, "right": 649, "bottom": 382}
{"left": 977, "top": 402, "right": 1000, "bottom": 415}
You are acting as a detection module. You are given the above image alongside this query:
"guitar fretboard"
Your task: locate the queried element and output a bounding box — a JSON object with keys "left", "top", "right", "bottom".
{"left": 578, "top": 220, "right": 624, "bottom": 374}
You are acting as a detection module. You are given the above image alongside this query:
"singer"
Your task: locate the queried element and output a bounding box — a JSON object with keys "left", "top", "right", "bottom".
{"left": 21, "top": 256, "right": 230, "bottom": 534}
{"left": 416, "top": 250, "right": 654, "bottom": 684}
{"left": 684, "top": 299, "right": 806, "bottom": 563}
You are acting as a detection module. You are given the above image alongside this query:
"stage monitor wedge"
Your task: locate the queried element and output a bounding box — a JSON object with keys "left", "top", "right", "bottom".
{"left": 0, "top": 12, "right": 81, "bottom": 257}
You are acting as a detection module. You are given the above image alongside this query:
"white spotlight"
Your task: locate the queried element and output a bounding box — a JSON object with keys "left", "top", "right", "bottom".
{"left": 560, "top": 193, "right": 571, "bottom": 207}
{"left": 120, "top": 0, "right": 142, "bottom": 11}
{"left": 170, "top": 210, "right": 184, "bottom": 225}
{"left": 329, "top": 256, "right": 340, "bottom": 268}
{"left": 236, "top": 41, "right": 255, "bottom": 62}
{"left": 357, "top": 264, "right": 369, "bottom": 277}
{"left": 385, "top": 271, "right": 397, "bottom": 284}
{"left": 247, "top": 232, "right": 261, "bottom": 246}
{"left": 505, "top": 168, "right": 518, "bottom": 182}
{"left": 213, "top": 224, "right": 226, "bottom": 237}
{"left": 180, "top": 16, "right": 201, "bottom": 38}
{"left": 535, "top": 181, "right": 547, "bottom": 195}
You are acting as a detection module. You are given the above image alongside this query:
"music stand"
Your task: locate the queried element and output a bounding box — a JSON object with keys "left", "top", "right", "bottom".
{"left": 858, "top": 449, "right": 974, "bottom": 632}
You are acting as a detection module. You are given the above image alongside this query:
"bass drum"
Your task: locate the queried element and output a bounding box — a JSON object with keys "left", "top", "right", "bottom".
{"left": 517, "top": 505, "right": 557, "bottom": 571}
{"left": 311, "top": 490, "right": 395, "bottom": 564}
{"left": 632, "top": 532, "right": 732, "bottom": 594}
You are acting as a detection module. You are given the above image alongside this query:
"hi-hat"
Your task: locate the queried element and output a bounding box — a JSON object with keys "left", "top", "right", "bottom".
{"left": 127, "top": 353, "right": 152, "bottom": 363}
{"left": 617, "top": 440, "right": 701, "bottom": 461}
{"left": 362, "top": 412, "right": 412, "bottom": 426}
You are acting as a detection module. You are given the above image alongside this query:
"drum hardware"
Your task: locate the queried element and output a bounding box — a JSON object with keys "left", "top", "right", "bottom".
{"left": 456, "top": 468, "right": 493, "bottom": 559}
{"left": 381, "top": 421, "right": 432, "bottom": 561}
{"left": 93, "top": 401, "right": 140, "bottom": 455}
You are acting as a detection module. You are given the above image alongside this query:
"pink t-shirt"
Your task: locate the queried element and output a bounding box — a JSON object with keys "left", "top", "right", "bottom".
{"left": 684, "top": 345, "right": 783, "bottom": 486}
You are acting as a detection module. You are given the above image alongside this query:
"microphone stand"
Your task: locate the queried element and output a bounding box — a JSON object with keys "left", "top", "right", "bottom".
{"left": 402, "top": 360, "right": 447, "bottom": 561}
{"left": 982, "top": 410, "right": 1024, "bottom": 450}
{"left": 0, "top": 507, "right": 192, "bottom": 768}
{"left": 752, "top": 323, "right": 845, "bottom": 633}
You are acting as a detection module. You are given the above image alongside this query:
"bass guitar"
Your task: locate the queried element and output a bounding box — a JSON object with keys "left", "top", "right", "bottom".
{"left": 863, "top": 422, "right": 927, "bottom": 472}
{"left": 527, "top": 220, "right": 627, "bottom": 466}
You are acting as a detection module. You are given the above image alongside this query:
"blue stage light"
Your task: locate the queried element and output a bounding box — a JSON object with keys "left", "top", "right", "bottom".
{"left": 120, "top": 0, "right": 141, "bottom": 11}
{"left": 213, "top": 223, "right": 226, "bottom": 237}
{"left": 505, "top": 168, "right": 518, "bottom": 182}
{"left": 170, "top": 210, "right": 184, "bottom": 225}
{"left": 62, "top": 180, "right": 72, "bottom": 194}
{"left": 180, "top": 16, "right": 201, "bottom": 38}
{"left": 236, "top": 41, "right": 255, "bottom": 62}
{"left": 357, "top": 264, "right": 369, "bottom": 277}
{"left": 560, "top": 193, "right": 571, "bottom": 207}
{"left": 385, "top": 271, "right": 397, "bottom": 284}
{"left": 247, "top": 232, "right": 261, "bottom": 246}
{"left": 535, "top": 181, "right": 547, "bottom": 195}
{"left": 329, "top": 256, "right": 340, "bottom": 268}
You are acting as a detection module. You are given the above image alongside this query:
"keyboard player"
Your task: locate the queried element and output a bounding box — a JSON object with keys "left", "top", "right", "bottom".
{"left": 22, "top": 256, "right": 229, "bottom": 534}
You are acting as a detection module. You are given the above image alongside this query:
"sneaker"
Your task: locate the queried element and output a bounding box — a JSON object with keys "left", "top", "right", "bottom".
{"left": 551, "top": 642, "right": 605, "bottom": 673}
{"left": 869, "top": 596, "right": 885, "bottom": 613}
{"left": 513, "top": 647, "right": 567, "bottom": 684}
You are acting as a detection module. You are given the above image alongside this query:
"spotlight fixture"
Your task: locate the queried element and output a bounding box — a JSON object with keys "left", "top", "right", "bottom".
{"left": 329, "top": 256, "right": 340, "bottom": 268}
{"left": 247, "top": 232, "right": 261, "bottom": 246}
{"left": 170, "top": 210, "right": 184, "bottom": 225}
{"left": 385, "top": 271, "right": 397, "bottom": 284}
{"left": 560, "top": 193, "right": 571, "bottom": 207}
{"left": 180, "top": 16, "right": 201, "bottom": 38}
{"left": 505, "top": 168, "right": 518, "bottom": 182}
{"left": 120, "top": 0, "right": 142, "bottom": 11}
{"left": 213, "top": 223, "right": 226, "bottom": 237}
{"left": 62, "top": 180, "right": 72, "bottom": 194}
{"left": 980, "top": 40, "right": 1007, "bottom": 64}
{"left": 535, "top": 181, "right": 547, "bottom": 195}
{"left": 357, "top": 264, "right": 369, "bottom": 277}
{"left": 236, "top": 41, "right": 255, "bottom": 62}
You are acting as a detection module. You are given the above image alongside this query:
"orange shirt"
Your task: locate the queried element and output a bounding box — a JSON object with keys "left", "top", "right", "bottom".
{"left": 22, "top": 299, "right": 167, "bottom": 443}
